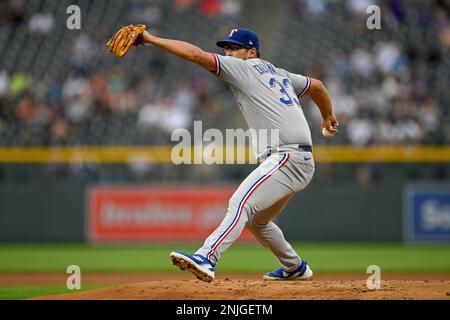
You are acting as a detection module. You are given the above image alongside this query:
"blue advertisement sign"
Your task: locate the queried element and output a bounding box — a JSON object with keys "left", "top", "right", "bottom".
{"left": 404, "top": 185, "right": 450, "bottom": 242}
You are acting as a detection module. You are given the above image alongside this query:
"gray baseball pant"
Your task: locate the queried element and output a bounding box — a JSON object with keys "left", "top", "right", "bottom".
{"left": 195, "top": 150, "right": 315, "bottom": 272}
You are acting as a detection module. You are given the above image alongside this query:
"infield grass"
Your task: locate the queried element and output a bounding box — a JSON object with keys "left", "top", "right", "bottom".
{"left": 0, "top": 242, "right": 449, "bottom": 274}
{"left": 0, "top": 285, "right": 106, "bottom": 300}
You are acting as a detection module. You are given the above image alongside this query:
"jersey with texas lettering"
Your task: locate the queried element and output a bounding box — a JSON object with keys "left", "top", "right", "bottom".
{"left": 212, "top": 54, "right": 312, "bottom": 159}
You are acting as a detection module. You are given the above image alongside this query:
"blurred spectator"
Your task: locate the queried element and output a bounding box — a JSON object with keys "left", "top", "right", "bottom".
{"left": 28, "top": 12, "right": 55, "bottom": 34}
{"left": 420, "top": 98, "right": 439, "bottom": 136}
{"left": 303, "top": 0, "right": 326, "bottom": 14}
{"left": 175, "top": 0, "right": 196, "bottom": 10}
{"left": 172, "top": 81, "right": 196, "bottom": 116}
{"left": 65, "top": 93, "right": 91, "bottom": 124}
{"left": 0, "top": 71, "right": 9, "bottom": 97}
{"left": 50, "top": 117, "right": 69, "bottom": 145}
{"left": 138, "top": 96, "right": 190, "bottom": 134}
{"left": 62, "top": 76, "right": 89, "bottom": 101}
{"left": 71, "top": 34, "right": 94, "bottom": 73}
{"left": 129, "top": 0, "right": 164, "bottom": 26}
{"left": 437, "top": 7, "right": 450, "bottom": 48}
{"left": 16, "top": 95, "right": 37, "bottom": 125}
{"left": 331, "top": 93, "right": 358, "bottom": 125}
{"left": 221, "top": 0, "right": 242, "bottom": 19}
{"left": 374, "top": 40, "right": 404, "bottom": 75}
{"left": 4, "top": 0, "right": 26, "bottom": 28}
{"left": 290, "top": 0, "right": 326, "bottom": 15}
{"left": 199, "top": 0, "right": 221, "bottom": 17}
{"left": 350, "top": 45, "right": 375, "bottom": 78}
{"left": 346, "top": 118, "right": 375, "bottom": 147}
{"left": 346, "top": 0, "right": 377, "bottom": 15}
{"left": 9, "top": 72, "right": 30, "bottom": 97}
{"left": 387, "top": 0, "right": 406, "bottom": 23}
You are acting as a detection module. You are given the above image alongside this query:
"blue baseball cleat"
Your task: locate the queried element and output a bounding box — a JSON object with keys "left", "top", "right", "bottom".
{"left": 263, "top": 260, "right": 313, "bottom": 281}
{"left": 170, "top": 251, "right": 215, "bottom": 283}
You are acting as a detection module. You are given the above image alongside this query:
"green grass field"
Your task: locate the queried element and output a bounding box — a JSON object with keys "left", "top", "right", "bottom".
{"left": 0, "top": 285, "right": 106, "bottom": 300}
{"left": 0, "top": 242, "right": 449, "bottom": 299}
{"left": 1, "top": 242, "right": 450, "bottom": 273}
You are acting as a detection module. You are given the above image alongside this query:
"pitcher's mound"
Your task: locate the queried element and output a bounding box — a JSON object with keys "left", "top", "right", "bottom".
{"left": 31, "top": 279, "right": 450, "bottom": 300}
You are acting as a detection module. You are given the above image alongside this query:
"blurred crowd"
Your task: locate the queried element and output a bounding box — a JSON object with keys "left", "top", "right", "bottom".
{"left": 283, "top": 0, "right": 450, "bottom": 186}
{"left": 0, "top": 64, "right": 224, "bottom": 146}
{"left": 289, "top": 0, "right": 450, "bottom": 147}
{"left": 0, "top": 0, "right": 449, "bottom": 149}
{"left": 0, "top": 0, "right": 238, "bottom": 147}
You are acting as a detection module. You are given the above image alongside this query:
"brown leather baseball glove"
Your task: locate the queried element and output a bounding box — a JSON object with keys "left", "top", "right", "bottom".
{"left": 106, "top": 24, "right": 147, "bottom": 58}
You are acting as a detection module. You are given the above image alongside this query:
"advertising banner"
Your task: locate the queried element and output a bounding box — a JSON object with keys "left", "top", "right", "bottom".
{"left": 404, "top": 184, "right": 450, "bottom": 242}
{"left": 87, "top": 185, "right": 256, "bottom": 242}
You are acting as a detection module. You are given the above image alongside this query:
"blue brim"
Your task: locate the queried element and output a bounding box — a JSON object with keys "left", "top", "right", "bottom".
{"left": 216, "top": 39, "right": 249, "bottom": 48}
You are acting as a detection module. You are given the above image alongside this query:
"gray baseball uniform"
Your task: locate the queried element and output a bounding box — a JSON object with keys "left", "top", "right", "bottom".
{"left": 195, "top": 55, "right": 315, "bottom": 272}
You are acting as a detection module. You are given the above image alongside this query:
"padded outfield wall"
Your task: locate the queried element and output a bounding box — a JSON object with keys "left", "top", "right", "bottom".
{"left": 1, "top": 163, "right": 448, "bottom": 243}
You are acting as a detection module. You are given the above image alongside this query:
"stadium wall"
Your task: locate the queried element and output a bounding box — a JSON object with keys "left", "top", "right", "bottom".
{"left": 0, "top": 181, "right": 403, "bottom": 242}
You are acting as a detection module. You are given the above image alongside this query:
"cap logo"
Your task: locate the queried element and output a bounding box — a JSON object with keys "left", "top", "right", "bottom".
{"left": 249, "top": 41, "right": 253, "bottom": 45}
{"left": 229, "top": 29, "right": 238, "bottom": 37}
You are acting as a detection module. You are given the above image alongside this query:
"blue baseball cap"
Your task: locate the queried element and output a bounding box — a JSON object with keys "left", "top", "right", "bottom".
{"left": 216, "top": 28, "right": 259, "bottom": 50}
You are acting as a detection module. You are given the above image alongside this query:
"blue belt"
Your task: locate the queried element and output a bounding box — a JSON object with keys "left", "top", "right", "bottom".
{"left": 266, "top": 144, "right": 312, "bottom": 158}
{"left": 297, "top": 145, "right": 313, "bottom": 152}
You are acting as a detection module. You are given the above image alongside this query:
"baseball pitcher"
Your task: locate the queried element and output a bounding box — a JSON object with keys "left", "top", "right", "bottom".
{"left": 107, "top": 26, "right": 338, "bottom": 282}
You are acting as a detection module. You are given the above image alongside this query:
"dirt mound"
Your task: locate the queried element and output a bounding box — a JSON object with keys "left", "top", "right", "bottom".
{"left": 31, "top": 279, "right": 450, "bottom": 300}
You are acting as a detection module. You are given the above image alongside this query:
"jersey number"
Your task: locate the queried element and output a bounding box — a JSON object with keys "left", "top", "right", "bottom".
{"left": 269, "top": 78, "right": 300, "bottom": 107}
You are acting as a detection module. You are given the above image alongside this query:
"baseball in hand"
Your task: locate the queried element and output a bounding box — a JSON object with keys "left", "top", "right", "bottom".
{"left": 322, "top": 127, "right": 335, "bottom": 138}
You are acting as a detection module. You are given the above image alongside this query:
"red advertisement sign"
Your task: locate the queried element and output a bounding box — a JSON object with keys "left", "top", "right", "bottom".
{"left": 87, "top": 185, "right": 256, "bottom": 242}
